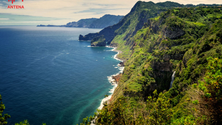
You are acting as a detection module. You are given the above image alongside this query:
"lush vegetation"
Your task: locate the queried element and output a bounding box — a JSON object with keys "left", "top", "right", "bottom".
{"left": 85, "top": 5, "right": 222, "bottom": 125}
{"left": 0, "top": 95, "right": 10, "bottom": 125}
{"left": 87, "top": 1, "right": 185, "bottom": 47}
{"left": 91, "top": 35, "right": 106, "bottom": 46}
{"left": 2, "top": 1, "right": 222, "bottom": 125}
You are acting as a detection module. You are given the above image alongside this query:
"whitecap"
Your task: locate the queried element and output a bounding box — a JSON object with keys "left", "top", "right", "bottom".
{"left": 97, "top": 46, "right": 125, "bottom": 111}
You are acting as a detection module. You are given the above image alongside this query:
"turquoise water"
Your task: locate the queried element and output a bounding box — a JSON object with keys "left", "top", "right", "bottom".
{"left": 0, "top": 26, "right": 121, "bottom": 125}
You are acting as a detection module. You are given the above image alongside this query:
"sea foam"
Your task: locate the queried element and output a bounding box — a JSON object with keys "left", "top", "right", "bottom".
{"left": 97, "top": 47, "right": 124, "bottom": 110}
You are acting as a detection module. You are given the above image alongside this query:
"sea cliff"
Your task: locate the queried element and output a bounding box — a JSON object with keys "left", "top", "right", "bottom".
{"left": 79, "top": 1, "right": 222, "bottom": 125}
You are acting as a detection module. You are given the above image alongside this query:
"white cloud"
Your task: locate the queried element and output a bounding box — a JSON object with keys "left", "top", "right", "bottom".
{"left": 0, "top": 0, "right": 221, "bottom": 25}
{"left": 0, "top": 0, "right": 135, "bottom": 21}
{"left": 0, "top": 18, "right": 9, "bottom": 20}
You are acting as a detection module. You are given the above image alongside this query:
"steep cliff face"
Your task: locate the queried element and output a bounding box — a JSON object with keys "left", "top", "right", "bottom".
{"left": 79, "top": 1, "right": 182, "bottom": 46}
{"left": 89, "top": 14, "right": 123, "bottom": 28}
{"left": 91, "top": 36, "right": 106, "bottom": 46}
{"left": 79, "top": 21, "right": 122, "bottom": 43}
{"left": 163, "top": 26, "right": 185, "bottom": 39}
{"left": 93, "top": 6, "right": 222, "bottom": 125}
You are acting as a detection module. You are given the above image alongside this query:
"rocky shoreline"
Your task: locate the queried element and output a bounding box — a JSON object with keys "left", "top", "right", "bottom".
{"left": 90, "top": 47, "right": 124, "bottom": 125}
{"left": 100, "top": 46, "right": 124, "bottom": 107}
{"left": 112, "top": 73, "right": 122, "bottom": 84}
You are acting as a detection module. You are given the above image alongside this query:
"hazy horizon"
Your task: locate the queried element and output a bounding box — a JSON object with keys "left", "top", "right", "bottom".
{"left": 0, "top": 0, "right": 222, "bottom": 25}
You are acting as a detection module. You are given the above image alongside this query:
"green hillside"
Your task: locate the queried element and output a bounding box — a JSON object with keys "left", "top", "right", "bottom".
{"left": 79, "top": 1, "right": 183, "bottom": 46}
{"left": 79, "top": 3, "right": 222, "bottom": 125}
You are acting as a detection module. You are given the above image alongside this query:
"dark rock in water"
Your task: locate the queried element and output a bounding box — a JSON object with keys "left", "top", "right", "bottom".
{"left": 91, "top": 35, "right": 106, "bottom": 46}
{"left": 118, "top": 62, "right": 125, "bottom": 67}
{"left": 79, "top": 35, "right": 84, "bottom": 40}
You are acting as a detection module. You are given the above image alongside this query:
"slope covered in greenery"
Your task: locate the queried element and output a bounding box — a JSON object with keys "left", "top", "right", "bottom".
{"left": 82, "top": 5, "right": 222, "bottom": 125}
{"left": 79, "top": 1, "right": 184, "bottom": 45}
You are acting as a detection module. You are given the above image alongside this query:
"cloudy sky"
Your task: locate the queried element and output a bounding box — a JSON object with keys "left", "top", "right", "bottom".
{"left": 0, "top": 0, "right": 221, "bottom": 25}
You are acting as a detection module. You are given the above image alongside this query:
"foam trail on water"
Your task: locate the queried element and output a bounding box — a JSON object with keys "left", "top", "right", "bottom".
{"left": 51, "top": 53, "right": 64, "bottom": 65}
{"left": 26, "top": 54, "right": 49, "bottom": 67}
{"left": 97, "top": 46, "right": 124, "bottom": 110}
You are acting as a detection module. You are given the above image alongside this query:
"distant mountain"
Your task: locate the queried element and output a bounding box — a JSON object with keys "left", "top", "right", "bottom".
{"left": 79, "top": 1, "right": 222, "bottom": 46}
{"left": 79, "top": 1, "right": 184, "bottom": 45}
{"left": 37, "top": 14, "right": 123, "bottom": 29}
{"left": 89, "top": 14, "right": 124, "bottom": 28}
{"left": 65, "top": 18, "right": 97, "bottom": 28}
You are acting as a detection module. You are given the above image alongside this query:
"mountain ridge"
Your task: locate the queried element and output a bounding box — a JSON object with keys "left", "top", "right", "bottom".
{"left": 78, "top": 1, "right": 222, "bottom": 125}
{"left": 37, "top": 14, "right": 123, "bottom": 29}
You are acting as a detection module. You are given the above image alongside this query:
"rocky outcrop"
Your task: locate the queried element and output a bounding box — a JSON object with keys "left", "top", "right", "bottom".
{"left": 152, "top": 60, "right": 172, "bottom": 72}
{"left": 112, "top": 73, "right": 122, "bottom": 84}
{"left": 91, "top": 36, "right": 106, "bottom": 46}
{"left": 118, "top": 62, "right": 125, "bottom": 67}
{"left": 163, "top": 27, "right": 185, "bottom": 39}
{"left": 79, "top": 33, "right": 100, "bottom": 41}
{"left": 79, "top": 20, "right": 123, "bottom": 44}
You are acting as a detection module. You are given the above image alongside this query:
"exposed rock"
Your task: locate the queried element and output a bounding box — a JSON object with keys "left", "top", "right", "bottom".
{"left": 118, "top": 62, "right": 125, "bottom": 67}
{"left": 171, "top": 54, "right": 184, "bottom": 60}
{"left": 112, "top": 73, "right": 122, "bottom": 84}
{"left": 163, "top": 27, "right": 185, "bottom": 39}
{"left": 151, "top": 60, "right": 172, "bottom": 72}
{"left": 163, "top": 54, "right": 171, "bottom": 61}
{"left": 79, "top": 35, "right": 85, "bottom": 41}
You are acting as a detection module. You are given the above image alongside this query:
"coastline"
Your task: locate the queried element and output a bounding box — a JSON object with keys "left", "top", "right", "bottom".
{"left": 97, "top": 46, "right": 124, "bottom": 110}
{"left": 90, "top": 46, "right": 124, "bottom": 125}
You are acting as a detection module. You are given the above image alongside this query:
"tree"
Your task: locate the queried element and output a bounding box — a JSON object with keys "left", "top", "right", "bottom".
{"left": 0, "top": 95, "right": 11, "bottom": 125}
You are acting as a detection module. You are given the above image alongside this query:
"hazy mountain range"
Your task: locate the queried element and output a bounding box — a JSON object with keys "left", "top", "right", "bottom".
{"left": 37, "top": 14, "right": 123, "bottom": 29}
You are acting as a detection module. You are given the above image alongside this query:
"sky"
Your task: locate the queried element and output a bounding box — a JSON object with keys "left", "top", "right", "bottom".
{"left": 0, "top": 0, "right": 222, "bottom": 25}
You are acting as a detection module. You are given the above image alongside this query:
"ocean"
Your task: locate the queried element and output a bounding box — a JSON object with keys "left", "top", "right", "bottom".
{"left": 0, "top": 26, "right": 121, "bottom": 125}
